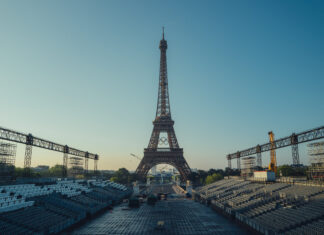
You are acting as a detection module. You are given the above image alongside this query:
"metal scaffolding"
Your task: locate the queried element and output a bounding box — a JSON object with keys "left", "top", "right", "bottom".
{"left": 0, "top": 142, "right": 16, "bottom": 179}
{"left": 227, "top": 157, "right": 231, "bottom": 169}
{"left": 84, "top": 157, "right": 88, "bottom": 175}
{"left": 256, "top": 145, "right": 262, "bottom": 167}
{"left": 237, "top": 157, "right": 241, "bottom": 170}
{"left": 241, "top": 156, "right": 256, "bottom": 178}
{"left": 307, "top": 141, "right": 324, "bottom": 180}
{"left": 0, "top": 126, "right": 98, "bottom": 171}
{"left": 291, "top": 133, "right": 300, "bottom": 165}
{"left": 68, "top": 156, "right": 84, "bottom": 178}
{"left": 94, "top": 158, "right": 98, "bottom": 175}
{"left": 227, "top": 125, "right": 324, "bottom": 168}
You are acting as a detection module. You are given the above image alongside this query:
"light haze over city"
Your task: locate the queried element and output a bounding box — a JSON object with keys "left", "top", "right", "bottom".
{"left": 0, "top": 0, "right": 323, "bottom": 170}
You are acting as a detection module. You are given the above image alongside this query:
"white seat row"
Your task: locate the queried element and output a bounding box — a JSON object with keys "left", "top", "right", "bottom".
{"left": 0, "top": 181, "right": 93, "bottom": 199}
{"left": 0, "top": 199, "right": 34, "bottom": 213}
{"left": 90, "top": 180, "right": 128, "bottom": 191}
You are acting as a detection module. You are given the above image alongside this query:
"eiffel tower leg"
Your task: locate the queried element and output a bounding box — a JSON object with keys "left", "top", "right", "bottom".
{"left": 136, "top": 149, "right": 191, "bottom": 182}
{"left": 135, "top": 159, "right": 151, "bottom": 181}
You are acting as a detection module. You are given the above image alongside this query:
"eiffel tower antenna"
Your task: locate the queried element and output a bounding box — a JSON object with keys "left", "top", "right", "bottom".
{"left": 162, "top": 26, "right": 165, "bottom": 40}
{"left": 135, "top": 31, "right": 191, "bottom": 182}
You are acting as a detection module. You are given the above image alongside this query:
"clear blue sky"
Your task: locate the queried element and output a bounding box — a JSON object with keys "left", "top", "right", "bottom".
{"left": 0, "top": 0, "right": 323, "bottom": 170}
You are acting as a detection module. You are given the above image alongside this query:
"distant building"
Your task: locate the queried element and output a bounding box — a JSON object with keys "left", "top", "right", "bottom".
{"left": 253, "top": 171, "right": 275, "bottom": 182}
{"left": 33, "top": 165, "right": 49, "bottom": 172}
{"left": 151, "top": 166, "right": 157, "bottom": 175}
{"left": 100, "top": 170, "right": 116, "bottom": 174}
{"left": 173, "top": 168, "right": 179, "bottom": 174}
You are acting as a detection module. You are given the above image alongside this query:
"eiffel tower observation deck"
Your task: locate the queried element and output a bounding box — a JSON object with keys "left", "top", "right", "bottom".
{"left": 135, "top": 29, "right": 191, "bottom": 181}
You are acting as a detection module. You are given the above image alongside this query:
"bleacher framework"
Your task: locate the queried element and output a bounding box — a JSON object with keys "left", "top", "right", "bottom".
{"left": 195, "top": 178, "right": 324, "bottom": 234}
{"left": 0, "top": 142, "right": 16, "bottom": 180}
{"left": 241, "top": 156, "right": 256, "bottom": 179}
{"left": 0, "top": 179, "right": 132, "bottom": 234}
{"left": 68, "top": 156, "right": 84, "bottom": 178}
{"left": 308, "top": 141, "right": 324, "bottom": 181}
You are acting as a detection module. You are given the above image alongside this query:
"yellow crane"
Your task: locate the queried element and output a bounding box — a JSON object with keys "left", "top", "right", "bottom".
{"left": 268, "top": 131, "right": 277, "bottom": 174}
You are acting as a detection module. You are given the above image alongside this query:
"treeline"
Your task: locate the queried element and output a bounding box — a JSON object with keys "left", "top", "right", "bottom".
{"left": 107, "top": 168, "right": 241, "bottom": 186}
{"left": 189, "top": 168, "right": 240, "bottom": 185}
{"left": 12, "top": 165, "right": 307, "bottom": 186}
{"left": 13, "top": 165, "right": 97, "bottom": 178}
{"left": 13, "top": 166, "right": 240, "bottom": 186}
{"left": 277, "top": 165, "right": 307, "bottom": 177}
{"left": 109, "top": 168, "right": 136, "bottom": 185}
{"left": 14, "top": 165, "right": 65, "bottom": 178}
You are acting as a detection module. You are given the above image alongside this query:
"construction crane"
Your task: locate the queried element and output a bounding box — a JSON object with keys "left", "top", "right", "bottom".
{"left": 130, "top": 153, "right": 142, "bottom": 161}
{"left": 268, "top": 131, "right": 277, "bottom": 174}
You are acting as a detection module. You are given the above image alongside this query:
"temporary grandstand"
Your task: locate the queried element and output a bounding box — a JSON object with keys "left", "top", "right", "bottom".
{"left": 308, "top": 141, "right": 324, "bottom": 181}
{"left": 241, "top": 156, "right": 256, "bottom": 179}
{"left": 68, "top": 156, "right": 84, "bottom": 178}
{"left": 195, "top": 178, "right": 324, "bottom": 234}
{"left": 0, "top": 142, "right": 16, "bottom": 181}
{"left": 0, "top": 179, "right": 131, "bottom": 234}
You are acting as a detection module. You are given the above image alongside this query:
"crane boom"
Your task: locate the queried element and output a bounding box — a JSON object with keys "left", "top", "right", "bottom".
{"left": 130, "top": 153, "right": 142, "bottom": 161}
{"left": 268, "top": 131, "right": 277, "bottom": 173}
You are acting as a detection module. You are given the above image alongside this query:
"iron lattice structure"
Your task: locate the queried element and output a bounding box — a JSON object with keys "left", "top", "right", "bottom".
{"left": 136, "top": 30, "right": 191, "bottom": 181}
{"left": 68, "top": 156, "right": 84, "bottom": 178}
{"left": 0, "top": 126, "right": 98, "bottom": 172}
{"left": 227, "top": 126, "right": 324, "bottom": 168}
{"left": 241, "top": 156, "right": 256, "bottom": 178}
{"left": 307, "top": 141, "right": 324, "bottom": 180}
{"left": 0, "top": 142, "right": 16, "bottom": 179}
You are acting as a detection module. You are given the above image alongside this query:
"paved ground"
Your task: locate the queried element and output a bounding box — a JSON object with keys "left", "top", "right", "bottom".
{"left": 72, "top": 199, "right": 247, "bottom": 235}
{"left": 149, "top": 184, "right": 176, "bottom": 194}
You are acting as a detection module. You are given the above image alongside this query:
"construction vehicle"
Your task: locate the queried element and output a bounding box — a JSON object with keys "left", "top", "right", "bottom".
{"left": 268, "top": 131, "right": 277, "bottom": 174}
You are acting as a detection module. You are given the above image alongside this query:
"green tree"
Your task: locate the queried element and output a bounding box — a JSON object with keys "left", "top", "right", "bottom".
{"left": 110, "top": 168, "right": 132, "bottom": 185}
{"left": 205, "top": 173, "right": 223, "bottom": 185}
{"left": 110, "top": 176, "right": 118, "bottom": 182}
{"left": 278, "top": 165, "right": 293, "bottom": 176}
{"left": 224, "top": 167, "right": 240, "bottom": 176}
{"left": 278, "top": 165, "right": 306, "bottom": 177}
{"left": 14, "top": 167, "right": 25, "bottom": 178}
{"left": 49, "top": 165, "right": 65, "bottom": 177}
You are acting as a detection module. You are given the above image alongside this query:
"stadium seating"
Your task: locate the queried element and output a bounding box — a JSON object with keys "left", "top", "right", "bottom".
{"left": 0, "top": 179, "right": 131, "bottom": 234}
{"left": 0, "top": 219, "right": 37, "bottom": 235}
{"left": 195, "top": 178, "right": 324, "bottom": 235}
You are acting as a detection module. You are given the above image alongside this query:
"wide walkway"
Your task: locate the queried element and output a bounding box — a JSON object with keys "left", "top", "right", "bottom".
{"left": 72, "top": 199, "right": 247, "bottom": 235}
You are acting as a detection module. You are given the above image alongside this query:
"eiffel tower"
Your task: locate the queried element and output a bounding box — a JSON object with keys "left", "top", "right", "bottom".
{"left": 135, "top": 29, "right": 191, "bottom": 181}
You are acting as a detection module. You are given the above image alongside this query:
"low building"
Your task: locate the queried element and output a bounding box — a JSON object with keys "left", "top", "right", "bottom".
{"left": 253, "top": 171, "right": 276, "bottom": 182}
{"left": 33, "top": 165, "right": 49, "bottom": 172}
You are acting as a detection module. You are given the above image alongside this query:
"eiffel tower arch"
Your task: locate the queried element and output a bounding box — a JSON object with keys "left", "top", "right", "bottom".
{"left": 135, "top": 29, "right": 191, "bottom": 181}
